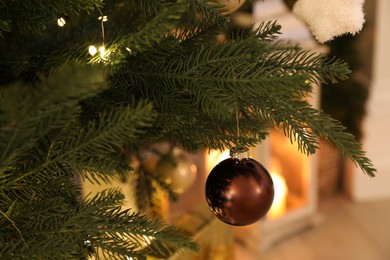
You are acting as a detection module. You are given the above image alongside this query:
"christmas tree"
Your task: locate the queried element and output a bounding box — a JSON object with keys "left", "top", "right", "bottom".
{"left": 0, "top": 0, "right": 375, "bottom": 259}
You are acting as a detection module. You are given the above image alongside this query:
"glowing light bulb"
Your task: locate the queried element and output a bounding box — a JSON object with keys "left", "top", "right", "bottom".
{"left": 98, "top": 16, "right": 108, "bottom": 22}
{"left": 57, "top": 17, "right": 66, "bottom": 27}
{"left": 99, "top": 46, "right": 106, "bottom": 59}
{"left": 88, "top": 45, "right": 97, "bottom": 56}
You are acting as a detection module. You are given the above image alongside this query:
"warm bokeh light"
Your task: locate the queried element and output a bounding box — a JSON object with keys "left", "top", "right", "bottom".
{"left": 206, "top": 149, "right": 230, "bottom": 173}
{"left": 57, "top": 17, "right": 66, "bottom": 27}
{"left": 268, "top": 173, "right": 288, "bottom": 219}
{"left": 88, "top": 45, "right": 97, "bottom": 56}
{"left": 98, "top": 15, "right": 108, "bottom": 22}
{"left": 99, "top": 46, "right": 106, "bottom": 59}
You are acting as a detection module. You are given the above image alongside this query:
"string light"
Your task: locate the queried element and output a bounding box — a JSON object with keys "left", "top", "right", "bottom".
{"left": 88, "top": 45, "right": 98, "bottom": 56}
{"left": 87, "top": 7, "right": 131, "bottom": 61}
{"left": 88, "top": 45, "right": 109, "bottom": 59}
{"left": 57, "top": 17, "right": 66, "bottom": 27}
{"left": 87, "top": 8, "right": 110, "bottom": 61}
{"left": 98, "top": 15, "right": 108, "bottom": 22}
{"left": 99, "top": 46, "right": 106, "bottom": 59}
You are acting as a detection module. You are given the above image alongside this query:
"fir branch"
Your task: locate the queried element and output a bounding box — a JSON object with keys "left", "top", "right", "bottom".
{"left": 129, "top": 0, "right": 174, "bottom": 16}
{"left": 152, "top": 112, "right": 268, "bottom": 151}
{"left": 1, "top": 189, "right": 196, "bottom": 259}
{"left": 172, "top": 23, "right": 223, "bottom": 47}
{"left": 251, "top": 98, "right": 320, "bottom": 155}
{"left": 116, "top": 41, "right": 313, "bottom": 119}
{"left": 82, "top": 189, "right": 197, "bottom": 259}
{"left": 253, "top": 98, "right": 375, "bottom": 176}
{"left": 124, "top": 0, "right": 188, "bottom": 55}
{"left": 20, "top": 101, "right": 156, "bottom": 184}
{"left": 75, "top": 157, "right": 132, "bottom": 185}
{"left": 0, "top": 164, "right": 79, "bottom": 205}
{"left": 265, "top": 49, "right": 351, "bottom": 84}
{"left": 0, "top": 64, "right": 108, "bottom": 174}
{"left": 0, "top": 65, "right": 107, "bottom": 120}
{"left": 0, "top": 0, "right": 102, "bottom": 35}
{"left": 0, "top": 208, "right": 26, "bottom": 247}
{"left": 187, "top": 0, "right": 229, "bottom": 27}
{"left": 230, "top": 21, "right": 282, "bottom": 42}
{"left": 0, "top": 104, "right": 81, "bottom": 166}
{"left": 1, "top": 196, "right": 84, "bottom": 259}
{"left": 111, "top": 25, "right": 371, "bottom": 176}
{"left": 312, "top": 111, "right": 376, "bottom": 177}
{"left": 1, "top": 100, "right": 156, "bottom": 207}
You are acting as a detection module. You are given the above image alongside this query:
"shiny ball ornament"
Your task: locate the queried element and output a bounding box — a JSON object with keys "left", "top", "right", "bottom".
{"left": 205, "top": 147, "right": 274, "bottom": 226}
{"left": 156, "top": 148, "right": 197, "bottom": 194}
{"left": 218, "top": 0, "right": 246, "bottom": 14}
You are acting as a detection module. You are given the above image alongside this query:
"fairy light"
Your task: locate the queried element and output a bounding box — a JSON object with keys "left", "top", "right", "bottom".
{"left": 99, "top": 46, "right": 106, "bottom": 59}
{"left": 87, "top": 8, "right": 110, "bottom": 61}
{"left": 98, "top": 15, "right": 108, "bottom": 22}
{"left": 88, "top": 45, "right": 98, "bottom": 56}
{"left": 57, "top": 17, "right": 66, "bottom": 27}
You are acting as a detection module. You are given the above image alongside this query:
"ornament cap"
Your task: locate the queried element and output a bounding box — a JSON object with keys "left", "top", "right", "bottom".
{"left": 230, "top": 146, "right": 249, "bottom": 160}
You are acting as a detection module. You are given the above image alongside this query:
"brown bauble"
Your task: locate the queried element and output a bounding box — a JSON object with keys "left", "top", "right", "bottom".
{"left": 205, "top": 156, "right": 274, "bottom": 226}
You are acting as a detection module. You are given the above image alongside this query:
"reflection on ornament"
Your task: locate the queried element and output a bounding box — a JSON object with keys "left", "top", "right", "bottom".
{"left": 218, "top": 0, "right": 246, "bottom": 14}
{"left": 207, "top": 149, "right": 230, "bottom": 172}
{"left": 205, "top": 147, "right": 274, "bottom": 226}
{"left": 156, "top": 148, "right": 197, "bottom": 194}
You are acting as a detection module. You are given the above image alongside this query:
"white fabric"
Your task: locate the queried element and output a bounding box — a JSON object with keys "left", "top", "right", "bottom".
{"left": 293, "top": 0, "right": 365, "bottom": 43}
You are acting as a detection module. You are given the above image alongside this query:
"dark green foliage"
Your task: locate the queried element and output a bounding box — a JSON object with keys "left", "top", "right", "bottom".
{"left": 322, "top": 34, "right": 370, "bottom": 140}
{"left": 1, "top": 189, "right": 196, "bottom": 259}
{"left": 0, "top": 65, "right": 196, "bottom": 258}
{"left": 0, "top": 0, "right": 102, "bottom": 36}
{"left": 0, "top": 0, "right": 376, "bottom": 259}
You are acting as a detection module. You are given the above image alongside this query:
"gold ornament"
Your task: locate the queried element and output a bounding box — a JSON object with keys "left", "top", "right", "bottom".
{"left": 218, "top": 0, "right": 246, "bottom": 14}
{"left": 156, "top": 148, "right": 197, "bottom": 194}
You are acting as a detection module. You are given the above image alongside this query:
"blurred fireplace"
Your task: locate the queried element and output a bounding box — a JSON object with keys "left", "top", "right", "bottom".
{"left": 251, "top": 129, "right": 319, "bottom": 249}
